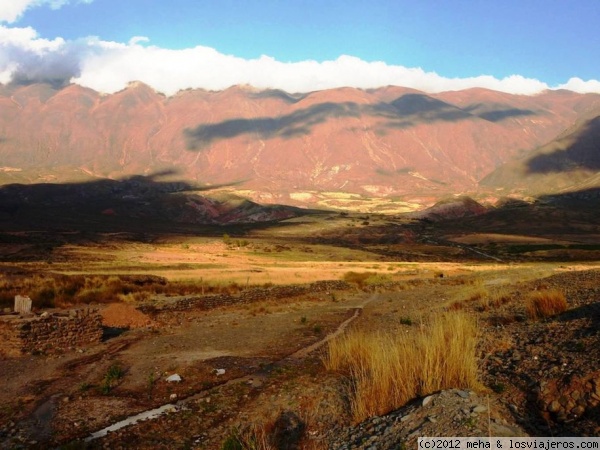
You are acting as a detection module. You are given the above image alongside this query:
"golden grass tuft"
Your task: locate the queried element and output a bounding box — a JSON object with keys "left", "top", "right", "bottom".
{"left": 324, "top": 312, "right": 480, "bottom": 422}
{"left": 221, "top": 424, "right": 274, "bottom": 450}
{"left": 526, "top": 289, "right": 567, "bottom": 320}
{"left": 342, "top": 271, "right": 373, "bottom": 287}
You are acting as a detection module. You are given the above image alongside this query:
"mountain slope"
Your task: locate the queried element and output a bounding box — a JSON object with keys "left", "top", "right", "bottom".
{"left": 1, "top": 82, "right": 599, "bottom": 205}
{"left": 481, "top": 108, "right": 600, "bottom": 195}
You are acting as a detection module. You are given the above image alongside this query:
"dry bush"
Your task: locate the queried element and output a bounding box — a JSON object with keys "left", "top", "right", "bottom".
{"left": 342, "top": 271, "right": 373, "bottom": 288}
{"left": 324, "top": 312, "right": 480, "bottom": 422}
{"left": 448, "top": 300, "right": 465, "bottom": 311}
{"left": 236, "top": 424, "right": 274, "bottom": 450}
{"left": 526, "top": 289, "right": 567, "bottom": 320}
{"left": 0, "top": 272, "right": 260, "bottom": 310}
{"left": 470, "top": 286, "right": 513, "bottom": 312}
{"left": 248, "top": 305, "right": 272, "bottom": 316}
{"left": 468, "top": 287, "right": 488, "bottom": 303}
{"left": 116, "top": 291, "right": 152, "bottom": 303}
{"left": 488, "top": 287, "right": 512, "bottom": 307}
{"left": 363, "top": 273, "right": 393, "bottom": 286}
{"left": 474, "top": 297, "right": 490, "bottom": 312}
{"left": 222, "top": 410, "right": 309, "bottom": 450}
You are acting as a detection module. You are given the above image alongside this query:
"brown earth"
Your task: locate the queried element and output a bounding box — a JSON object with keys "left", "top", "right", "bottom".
{"left": 99, "top": 303, "right": 155, "bottom": 329}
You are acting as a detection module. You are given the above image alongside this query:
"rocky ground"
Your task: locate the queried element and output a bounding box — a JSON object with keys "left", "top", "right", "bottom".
{"left": 1, "top": 267, "right": 599, "bottom": 449}
{"left": 324, "top": 270, "right": 600, "bottom": 448}
{"left": 480, "top": 270, "right": 600, "bottom": 437}
{"left": 327, "top": 388, "right": 526, "bottom": 450}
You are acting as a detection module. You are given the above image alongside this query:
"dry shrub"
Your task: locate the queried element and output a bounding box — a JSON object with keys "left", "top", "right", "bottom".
{"left": 474, "top": 296, "right": 490, "bottom": 312}
{"left": 222, "top": 411, "right": 308, "bottom": 450}
{"left": 342, "top": 271, "right": 373, "bottom": 287}
{"left": 488, "top": 287, "right": 512, "bottom": 307}
{"left": 225, "top": 424, "right": 274, "bottom": 450}
{"left": 468, "top": 287, "right": 488, "bottom": 302}
{"left": 324, "top": 312, "right": 480, "bottom": 422}
{"left": 488, "top": 314, "right": 519, "bottom": 326}
{"left": 448, "top": 301, "right": 465, "bottom": 311}
{"left": 526, "top": 289, "right": 567, "bottom": 320}
{"left": 471, "top": 286, "right": 513, "bottom": 312}
{"left": 116, "top": 291, "right": 151, "bottom": 303}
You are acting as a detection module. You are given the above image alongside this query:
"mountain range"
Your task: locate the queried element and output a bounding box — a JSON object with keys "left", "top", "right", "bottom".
{"left": 0, "top": 82, "right": 599, "bottom": 211}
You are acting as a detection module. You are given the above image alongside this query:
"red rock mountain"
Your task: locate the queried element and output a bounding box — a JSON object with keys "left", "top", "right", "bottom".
{"left": 481, "top": 106, "right": 600, "bottom": 195}
{"left": 1, "top": 82, "right": 599, "bottom": 205}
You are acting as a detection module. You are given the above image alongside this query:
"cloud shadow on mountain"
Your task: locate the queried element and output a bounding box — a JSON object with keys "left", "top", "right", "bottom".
{"left": 184, "top": 93, "right": 538, "bottom": 149}
{"left": 463, "top": 104, "right": 537, "bottom": 122}
{"left": 184, "top": 102, "right": 362, "bottom": 149}
{"left": 248, "top": 89, "right": 307, "bottom": 104}
{"left": 381, "top": 95, "right": 536, "bottom": 130}
{"left": 525, "top": 116, "right": 600, "bottom": 174}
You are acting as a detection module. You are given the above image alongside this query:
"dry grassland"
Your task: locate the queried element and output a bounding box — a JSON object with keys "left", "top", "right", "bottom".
{"left": 525, "top": 289, "right": 568, "bottom": 319}
{"left": 324, "top": 312, "right": 480, "bottom": 422}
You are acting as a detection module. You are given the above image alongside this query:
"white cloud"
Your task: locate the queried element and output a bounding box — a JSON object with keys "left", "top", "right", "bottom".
{"left": 0, "top": 0, "right": 93, "bottom": 24}
{"left": 556, "top": 77, "right": 600, "bottom": 94}
{"left": 71, "top": 43, "right": 556, "bottom": 96}
{"left": 0, "top": 25, "right": 598, "bottom": 96}
{"left": 0, "top": 25, "right": 83, "bottom": 85}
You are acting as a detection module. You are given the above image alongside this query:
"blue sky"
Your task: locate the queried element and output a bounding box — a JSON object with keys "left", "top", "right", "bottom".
{"left": 0, "top": 0, "right": 598, "bottom": 95}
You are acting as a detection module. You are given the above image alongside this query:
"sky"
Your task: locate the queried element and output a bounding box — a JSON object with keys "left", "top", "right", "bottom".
{"left": 0, "top": 0, "right": 599, "bottom": 96}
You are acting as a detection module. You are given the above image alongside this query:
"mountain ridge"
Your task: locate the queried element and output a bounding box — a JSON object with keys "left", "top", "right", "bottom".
{"left": 1, "top": 82, "right": 599, "bottom": 208}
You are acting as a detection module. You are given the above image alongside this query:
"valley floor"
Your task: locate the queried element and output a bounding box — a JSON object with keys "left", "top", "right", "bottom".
{"left": 0, "top": 215, "right": 599, "bottom": 448}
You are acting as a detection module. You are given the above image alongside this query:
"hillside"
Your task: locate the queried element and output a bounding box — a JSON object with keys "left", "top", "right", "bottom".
{"left": 1, "top": 82, "right": 599, "bottom": 207}
{"left": 481, "top": 108, "right": 600, "bottom": 195}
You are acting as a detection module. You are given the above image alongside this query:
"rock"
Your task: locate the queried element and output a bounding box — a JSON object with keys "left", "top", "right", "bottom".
{"left": 456, "top": 390, "right": 470, "bottom": 399}
{"left": 472, "top": 405, "right": 487, "bottom": 413}
{"left": 166, "top": 374, "right": 182, "bottom": 382}
{"left": 548, "top": 400, "right": 561, "bottom": 413}
{"left": 422, "top": 395, "right": 433, "bottom": 406}
{"left": 571, "top": 405, "right": 585, "bottom": 416}
{"left": 214, "top": 368, "right": 226, "bottom": 376}
{"left": 170, "top": 393, "right": 178, "bottom": 401}
{"left": 272, "top": 411, "right": 305, "bottom": 450}
{"left": 248, "top": 378, "right": 263, "bottom": 388}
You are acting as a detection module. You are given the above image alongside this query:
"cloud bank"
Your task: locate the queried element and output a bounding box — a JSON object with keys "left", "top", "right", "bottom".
{"left": 0, "top": 1, "right": 92, "bottom": 24}
{"left": 1, "top": 25, "right": 599, "bottom": 96}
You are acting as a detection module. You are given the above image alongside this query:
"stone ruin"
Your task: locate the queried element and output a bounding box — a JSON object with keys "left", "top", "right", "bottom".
{"left": 0, "top": 297, "right": 103, "bottom": 357}
{"left": 14, "top": 295, "right": 32, "bottom": 314}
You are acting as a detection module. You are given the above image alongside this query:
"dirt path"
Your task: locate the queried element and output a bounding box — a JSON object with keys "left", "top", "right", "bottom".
{"left": 83, "top": 294, "right": 378, "bottom": 442}
{"left": 1, "top": 288, "right": 374, "bottom": 447}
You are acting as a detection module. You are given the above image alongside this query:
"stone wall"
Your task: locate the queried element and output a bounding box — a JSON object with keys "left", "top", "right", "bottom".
{"left": 140, "top": 280, "right": 352, "bottom": 314}
{"left": 0, "top": 308, "right": 102, "bottom": 357}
